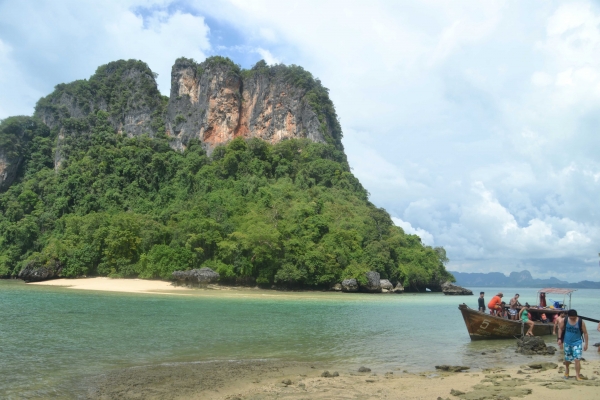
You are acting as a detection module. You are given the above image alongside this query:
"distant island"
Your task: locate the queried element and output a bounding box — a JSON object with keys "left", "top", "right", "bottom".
{"left": 450, "top": 270, "right": 600, "bottom": 289}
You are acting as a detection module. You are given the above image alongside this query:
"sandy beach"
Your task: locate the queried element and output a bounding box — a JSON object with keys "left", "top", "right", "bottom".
{"left": 28, "top": 277, "right": 193, "bottom": 294}
{"left": 84, "top": 358, "right": 600, "bottom": 400}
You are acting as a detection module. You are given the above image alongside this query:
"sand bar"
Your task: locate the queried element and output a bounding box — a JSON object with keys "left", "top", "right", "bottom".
{"left": 28, "top": 277, "right": 191, "bottom": 294}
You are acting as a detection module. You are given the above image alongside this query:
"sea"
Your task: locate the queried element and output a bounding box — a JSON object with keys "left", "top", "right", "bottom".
{"left": 1, "top": 280, "right": 599, "bottom": 398}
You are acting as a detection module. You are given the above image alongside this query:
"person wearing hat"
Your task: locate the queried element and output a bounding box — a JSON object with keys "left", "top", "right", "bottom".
{"left": 487, "top": 293, "right": 503, "bottom": 316}
{"left": 557, "top": 309, "right": 589, "bottom": 380}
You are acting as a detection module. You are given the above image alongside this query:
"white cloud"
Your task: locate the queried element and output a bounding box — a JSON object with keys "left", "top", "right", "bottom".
{"left": 391, "top": 217, "right": 435, "bottom": 247}
{"left": 255, "top": 48, "right": 279, "bottom": 65}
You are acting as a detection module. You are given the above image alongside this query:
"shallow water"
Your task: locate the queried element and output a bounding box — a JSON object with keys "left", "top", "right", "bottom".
{"left": 1, "top": 280, "right": 599, "bottom": 398}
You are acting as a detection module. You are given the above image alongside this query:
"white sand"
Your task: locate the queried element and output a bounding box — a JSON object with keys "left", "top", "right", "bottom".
{"left": 28, "top": 277, "right": 191, "bottom": 294}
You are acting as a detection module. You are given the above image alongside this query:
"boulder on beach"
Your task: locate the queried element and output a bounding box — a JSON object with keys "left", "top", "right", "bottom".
{"left": 331, "top": 283, "right": 342, "bottom": 291}
{"left": 516, "top": 336, "right": 556, "bottom": 356}
{"left": 362, "top": 271, "right": 381, "bottom": 292}
{"left": 172, "top": 267, "right": 220, "bottom": 286}
{"left": 392, "top": 283, "right": 404, "bottom": 293}
{"left": 18, "top": 259, "right": 62, "bottom": 282}
{"left": 440, "top": 281, "right": 473, "bottom": 295}
{"left": 341, "top": 279, "right": 359, "bottom": 292}
{"left": 435, "top": 365, "right": 470, "bottom": 372}
{"left": 380, "top": 279, "right": 393, "bottom": 291}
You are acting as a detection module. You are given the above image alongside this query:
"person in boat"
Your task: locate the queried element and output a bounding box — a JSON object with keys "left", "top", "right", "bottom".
{"left": 553, "top": 312, "right": 566, "bottom": 335}
{"left": 539, "top": 292, "right": 547, "bottom": 308}
{"left": 557, "top": 309, "right": 588, "bottom": 381}
{"left": 509, "top": 294, "right": 521, "bottom": 320}
{"left": 540, "top": 313, "right": 549, "bottom": 324}
{"left": 496, "top": 301, "right": 507, "bottom": 318}
{"left": 487, "top": 293, "right": 503, "bottom": 316}
{"left": 478, "top": 292, "right": 486, "bottom": 313}
{"left": 519, "top": 306, "right": 534, "bottom": 336}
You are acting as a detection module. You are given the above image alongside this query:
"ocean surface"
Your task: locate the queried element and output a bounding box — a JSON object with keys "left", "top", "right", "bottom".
{"left": 1, "top": 280, "right": 599, "bottom": 398}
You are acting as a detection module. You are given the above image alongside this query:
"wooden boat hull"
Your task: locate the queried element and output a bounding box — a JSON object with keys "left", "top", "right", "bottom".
{"left": 459, "top": 304, "right": 554, "bottom": 340}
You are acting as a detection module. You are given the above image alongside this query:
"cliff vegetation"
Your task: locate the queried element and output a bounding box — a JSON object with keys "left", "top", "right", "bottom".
{"left": 0, "top": 57, "right": 452, "bottom": 290}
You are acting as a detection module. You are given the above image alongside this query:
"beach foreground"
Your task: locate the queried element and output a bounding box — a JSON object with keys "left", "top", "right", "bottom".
{"left": 84, "top": 359, "right": 600, "bottom": 400}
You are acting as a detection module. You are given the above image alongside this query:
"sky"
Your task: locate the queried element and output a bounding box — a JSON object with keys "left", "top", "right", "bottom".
{"left": 1, "top": 0, "right": 599, "bottom": 281}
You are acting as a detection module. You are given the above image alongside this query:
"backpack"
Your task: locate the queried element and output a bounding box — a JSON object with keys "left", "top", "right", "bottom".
{"left": 560, "top": 317, "right": 584, "bottom": 343}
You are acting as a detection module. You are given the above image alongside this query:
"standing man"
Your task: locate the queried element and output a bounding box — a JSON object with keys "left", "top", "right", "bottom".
{"left": 557, "top": 309, "right": 588, "bottom": 380}
{"left": 487, "top": 293, "right": 503, "bottom": 316}
{"left": 478, "top": 292, "right": 486, "bottom": 313}
{"left": 509, "top": 294, "right": 521, "bottom": 320}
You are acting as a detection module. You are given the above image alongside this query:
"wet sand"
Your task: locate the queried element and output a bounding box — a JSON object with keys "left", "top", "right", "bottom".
{"left": 82, "top": 359, "right": 600, "bottom": 400}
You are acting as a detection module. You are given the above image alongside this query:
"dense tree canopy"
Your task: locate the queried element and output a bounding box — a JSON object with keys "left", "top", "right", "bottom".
{"left": 0, "top": 111, "right": 452, "bottom": 289}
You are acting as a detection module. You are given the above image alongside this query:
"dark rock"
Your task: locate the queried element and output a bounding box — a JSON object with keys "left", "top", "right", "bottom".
{"left": 18, "top": 259, "right": 62, "bottom": 282}
{"left": 435, "top": 365, "right": 470, "bottom": 372}
{"left": 450, "top": 389, "right": 465, "bottom": 396}
{"left": 441, "top": 281, "right": 473, "bottom": 295}
{"left": 341, "top": 279, "right": 358, "bottom": 292}
{"left": 528, "top": 362, "right": 557, "bottom": 371}
{"left": 362, "top": 271, "right": 381, "bottom": 292}
{"left": 380, "top": 279, "right": 393, "bottom": 290}
{"left": 321, "top": 371, "right": 338, "bottom": 378}
{"left": 358, "top": 366, "right": 371, "bottom": 373}
{"left": 281, "top": 379, "right": 292, "bottom": 386}
{"left": 516, "top": 336, "right": 556, "bottom": 356}
{"left": 172, "top": 268, "right": 220, "bottom": 286}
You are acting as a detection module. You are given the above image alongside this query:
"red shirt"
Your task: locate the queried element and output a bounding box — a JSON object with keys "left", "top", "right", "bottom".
{"left": 488, "top": 295, "right": 502, "bottom": 309}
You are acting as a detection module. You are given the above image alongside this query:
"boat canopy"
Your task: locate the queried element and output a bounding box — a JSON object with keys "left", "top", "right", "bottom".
{"left": 537, "top": 288, "right": 576, "bottom": 294}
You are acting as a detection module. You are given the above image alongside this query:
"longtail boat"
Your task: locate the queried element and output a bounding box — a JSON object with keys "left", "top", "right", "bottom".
{"left": 459, "top": 288, "right": 576, "bottom": 340}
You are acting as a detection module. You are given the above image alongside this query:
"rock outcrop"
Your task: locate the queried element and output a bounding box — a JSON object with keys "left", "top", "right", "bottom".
{"left": 441, "top": 281, "right": 473, "bottom": 295}
{"left": 516, "top": 336, "right": 556, "bottom": 356}
{"left": 392, "top": 283, "right": 405, "bottom": 293}
{"left": 18, "top": 259, "right": 62, "bottom": 282}
{"left": 172, "top": 267, "right": 220, "bottom": 286}
{"left": 380, "top": 279, "right": 393, "bottom": 291}
{"left": 166, "top": 58, "right": 342, "bottom": 153}
{"left": 362, "top": 271, "right": 381, "bottom": 293}
{"left": 342, "top": 279, "right": 359, "bottom": 292}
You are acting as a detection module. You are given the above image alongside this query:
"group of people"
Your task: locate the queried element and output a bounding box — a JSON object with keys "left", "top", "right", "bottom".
{"left": 477, "top": 291, "right": 600, "bottom": 381}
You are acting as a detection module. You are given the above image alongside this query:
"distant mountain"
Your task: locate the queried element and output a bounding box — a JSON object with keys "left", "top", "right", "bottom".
{"left": 450, "top": 270, "right": 600, "bottom": 289}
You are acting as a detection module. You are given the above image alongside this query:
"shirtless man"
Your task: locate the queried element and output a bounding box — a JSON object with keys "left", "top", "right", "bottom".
{"left": 553, "top": 312, "right": 566, "bottom": 336}
{"left": 509, "top": 294, "right": 521, "bottom": 320}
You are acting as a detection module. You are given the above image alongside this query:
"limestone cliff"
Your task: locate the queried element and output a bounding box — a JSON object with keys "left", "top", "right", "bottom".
{"left": 33, "top": 60, "right": 166, "bottom": 169}
{"left": 18, "top": 56, "right": 342, "bottom": 174}
{"left": 166, "top": 57, "right": 342, "bottom": 152}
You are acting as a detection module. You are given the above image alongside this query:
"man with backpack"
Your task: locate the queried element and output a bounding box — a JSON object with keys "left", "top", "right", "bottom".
{"left": 557, "top": 309, "right": 589, "bottom": 380}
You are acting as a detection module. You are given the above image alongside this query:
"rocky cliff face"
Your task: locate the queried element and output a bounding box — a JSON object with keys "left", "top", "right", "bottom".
{"left": 166, "top": 58, "right": 341, "bottom": 153}
{"left": 15, "top": 56, "right": 341, "bottom": 175}
{"left": 0, "top": 149, "right": 21, "bottom": 191}
{"left": 33, "top": 60, "right": 166, "bottom": 169}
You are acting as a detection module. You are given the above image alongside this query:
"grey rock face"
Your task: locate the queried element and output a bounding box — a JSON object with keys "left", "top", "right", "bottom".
{"left": 172, "top": 267, "right": 220, "bottom": 286}
{"left": 341, "top": 279, "right": 358, "bottom": 292}
{"left": 18, "top": 260, "right": 62, "bottom": 282}
{"left": 516, "top": 337, "right": 556, "bottom": 356}
{"left": 392, "top": 283, "right": 405, "bottom": 293}
{"left": 362, "top": 271, "right": 381, "bottom": 293}
{"left": 331, "top": 283, "right": 342, "bottom": 291}
{"left": 380, "top": 279, "right": 393, "bottom": 290}
{"left": 441, "top": 281, "right": 473, "bottom": 295}
{"left": 166, "top": 59, "right": 332, "bottom": 154}
{"left": 0, "top": 150, "right": 22, "bottom": 191}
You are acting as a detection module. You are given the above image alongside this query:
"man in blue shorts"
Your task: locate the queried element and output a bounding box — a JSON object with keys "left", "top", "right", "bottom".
{"left": 557, "top": 309, "right": 589, "bottom": 380}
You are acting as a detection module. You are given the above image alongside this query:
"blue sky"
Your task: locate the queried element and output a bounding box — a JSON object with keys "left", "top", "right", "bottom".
{"left": 1, "top": 0, "right": 600, "bottom": 281}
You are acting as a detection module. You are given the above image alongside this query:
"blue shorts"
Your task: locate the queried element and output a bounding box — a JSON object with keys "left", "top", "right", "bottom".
{"left": 564, "top": 343, "right": 583, "bottom": 362}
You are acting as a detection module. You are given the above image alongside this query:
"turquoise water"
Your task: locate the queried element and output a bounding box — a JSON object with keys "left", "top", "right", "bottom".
{"left": 1, "top": 280, "right": 600, "bottom": 398}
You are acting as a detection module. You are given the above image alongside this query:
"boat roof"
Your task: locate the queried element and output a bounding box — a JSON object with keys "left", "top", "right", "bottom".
{"left": 537, "top": 288, "right": 576, "bottom": 294}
